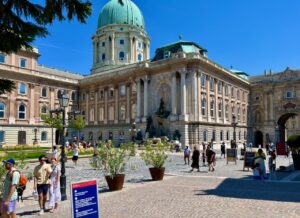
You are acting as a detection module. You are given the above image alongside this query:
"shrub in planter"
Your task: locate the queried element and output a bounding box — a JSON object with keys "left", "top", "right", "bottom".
{"left": 141, "top": 141, "right": 171, "bottom": 181}
{"left": 287, "top": 135, "right": 300, "bottom": 170}
{"left": 93, "top": 143, "right": 134, "bottom": 191}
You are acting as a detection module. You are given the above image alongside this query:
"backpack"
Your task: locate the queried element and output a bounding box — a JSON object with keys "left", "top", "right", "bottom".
{"left": 8, "top": 170, "right": 27, "bottom": 187}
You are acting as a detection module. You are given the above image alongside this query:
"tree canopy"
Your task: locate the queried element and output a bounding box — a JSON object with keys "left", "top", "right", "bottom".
{"left": 41, "top": 114, "right": 63, "bottom": 131}
{"left": 70, "top": 115, "right": 85, "bottom": 130}
{"left": 0, "top": 79, "right": 15, "bottom": 95}
{"left": 0, "top": 0, "right": 92, "bottom": 53}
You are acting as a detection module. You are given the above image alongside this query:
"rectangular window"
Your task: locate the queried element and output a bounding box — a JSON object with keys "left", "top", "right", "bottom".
{"left": 100, "top": 90, "right": 104, "bottom": 100}
{"left": 20, "top": 58, "right": 27, "bottom": 68}
{"left": 164, "top": 51, "right": 171, "bottom": 59}
{"left": 210, "top": 78, "right": 215, "bottom": 91}
{"left": 201, "top": 75, "right": 206, "bottom": 87}
{"left": 0, "top": 54, "right": 5, "bottom": 63}
{"left": 225, "top": 84, "right": 229, "bottom": 96}
{"left": 218, "top": 102, "right": 222, "bottom": 117}
{"left": 102, "top": 42, "right": 105, "bottom": 47}
{"left": 286, "top": 91, "right": 294, "bottom": 99}
{"left": 220, "top": 131, "right": 223, "bottom": 141}
{"left": 120, "top": 39, "right": 125, "bottom": 45}
{"left": 41, "top": 131, "right": 48, "bottom": 141}
{"left": 109, "top": 89, "right": 114, "bottom": 98}
{"left": 218, "top": 82, "right": 222, "bottom": 94}
{"left": 0, "top": 131, "right": 4, "bottom": 143}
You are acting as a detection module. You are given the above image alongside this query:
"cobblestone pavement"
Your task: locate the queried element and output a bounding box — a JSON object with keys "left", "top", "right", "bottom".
{"left": 15, "top": 152, "right": 299, "bottom": 217}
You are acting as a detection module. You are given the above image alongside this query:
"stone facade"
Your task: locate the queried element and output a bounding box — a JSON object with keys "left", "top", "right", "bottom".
{"left": 0, "top": 48, "right": 82, "bottom": 146}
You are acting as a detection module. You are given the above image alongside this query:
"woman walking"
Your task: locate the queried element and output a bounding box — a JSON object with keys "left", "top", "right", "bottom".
{"left": 49, "top": 157, "right": 61, "bottom": 213}
{"left": 190, "top": 146, "right": 200, "bottom": 172}
{"left": 72, "top": 145, "right": 79, "bottom": 166}
{"left": 207, "top": 146, "right": 216, "bottom": 172}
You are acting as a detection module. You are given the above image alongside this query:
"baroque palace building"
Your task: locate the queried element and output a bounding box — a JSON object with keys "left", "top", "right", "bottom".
{"left": 0, "top": 0, "right": 298, "bottom": 148}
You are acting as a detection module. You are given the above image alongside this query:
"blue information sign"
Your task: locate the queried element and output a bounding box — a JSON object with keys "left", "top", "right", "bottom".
{"left": 71, "top": 180, "right": 100, "bottom": 218}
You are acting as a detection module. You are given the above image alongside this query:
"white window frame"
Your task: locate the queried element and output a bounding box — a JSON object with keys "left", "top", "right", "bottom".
{"left": 18, "top": 104, "right": 26, "bottom": 119}
{"left": 19, "top": 58, "right": 27, "bottom": 68}
{"left": 0, "top": 102, "right": 5, "bottom": 118}
{"left": 286, "top": 90, "right": 294, "bottom": 99}
{"left": 19, "top": 83, "right": 27, "bottom": 95}
{"left": 41, "top": 131, "right": 48, "bottom": 142}
{"left": 0, "top": 131, "right": 5, "bottom": 143}
{"left": 41, "top": 87, "right": 48, "bottom": 98}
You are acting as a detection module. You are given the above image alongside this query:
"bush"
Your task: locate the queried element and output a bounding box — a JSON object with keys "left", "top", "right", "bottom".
{"left": 140, "top": 141, "right": 171, "bottom": 168}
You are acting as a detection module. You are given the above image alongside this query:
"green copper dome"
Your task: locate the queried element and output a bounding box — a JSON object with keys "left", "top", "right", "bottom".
{"left": 98, "top": 0, "right": 145, "bottom": 30}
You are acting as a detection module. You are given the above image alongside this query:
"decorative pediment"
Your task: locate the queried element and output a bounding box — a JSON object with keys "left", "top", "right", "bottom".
{"left": 283, "top": 102, "right": 296, "bottom": 110}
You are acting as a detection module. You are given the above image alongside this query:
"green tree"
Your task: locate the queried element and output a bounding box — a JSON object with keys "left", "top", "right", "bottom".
{"left": 70, "top": 115, "right": 85, "bottom": 145}
{"left": 0, "top": 79, "right": 15, "bottom": 95}
{"left": 41, "top": 114, "right": 63, "bottom": 146}
{"left": 0, "top": 0, "right": 92, "bottom": 98}
{"left": 0, "top": 0, "right": 92, "bottom": 53}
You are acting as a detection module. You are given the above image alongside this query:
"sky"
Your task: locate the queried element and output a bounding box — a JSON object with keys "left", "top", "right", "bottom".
{"left": 33, "top": 0, "right": 300, "bottom": 76}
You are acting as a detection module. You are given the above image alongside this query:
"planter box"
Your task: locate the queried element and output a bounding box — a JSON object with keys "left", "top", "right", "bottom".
{"left": 149, "top": 167, "right": 165, "bottom": 181}
{"left": 105, "top": 174, "right": 125, "bottom": 191}
{"left": 292, "top": 154, "right": 300, "bottom": 170}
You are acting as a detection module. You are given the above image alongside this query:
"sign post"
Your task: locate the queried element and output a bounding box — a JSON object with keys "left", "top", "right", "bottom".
{"left": 226, "top": 148, "right": 237, "bottom": 164}
{"left": 71, "top": 180, "right": 100, "bottom": 218}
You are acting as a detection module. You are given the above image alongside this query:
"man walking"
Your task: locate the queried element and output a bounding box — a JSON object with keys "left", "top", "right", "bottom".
{"left": 183, "top": 145, "right": 191, "bottom": 165}
{"left": 33, "top": 155, "right": 52, "bottom": 215}
{"left": 2, "top": 158, "right": 20, "bottom": 218}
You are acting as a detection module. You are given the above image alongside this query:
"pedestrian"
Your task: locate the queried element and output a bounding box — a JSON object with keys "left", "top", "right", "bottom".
{"left": 1, "top": 158, "right": 20, "bottom": 218}
{"left": 33, "top": 155, "right": 52, "bottom": 215}
{"left": 268, "top": 150, "right": 277, "bottom": 180}
{"left": 51, "top": 145, "right": 59, "bottom": 160}
{"left": 72, "top": 145, "right": 79, "bottom": 165}
{"left": 207, "top": 146, "right": 216, "bottom": 172}
{"left": 190, "top": 146, "right": 200, "bottom": 172}
{"left": 254, "top": 149, "right": 266, "bottom": 178}
{"left": 183, "top": 145, "right": 191, "bottom": 165}
{"left": 221, "top": 142, "right": 226, "bottom": 158}
{"left": 202, "top": 142, "right": 207, "bottom": 166}
{"left": 49, "top": 157, "right": 61, "bottom": 213}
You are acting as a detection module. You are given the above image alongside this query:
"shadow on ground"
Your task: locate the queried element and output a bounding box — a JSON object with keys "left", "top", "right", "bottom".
{"left": 195, "top": 177, "right": 300, "bottom": 203}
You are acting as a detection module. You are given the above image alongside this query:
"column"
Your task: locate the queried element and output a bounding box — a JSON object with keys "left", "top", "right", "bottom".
{"left": 126, "top": 83, "right": 131, "bottom": 123}
{"left": 111, "top": 34, "right": 115, "bottom": 63}
{"left": 215, "top": 79, "right": 219, "bottom": 123}
{"left": 143, "top": 77, "right": 148, "bottom": 122}
{"left": 222, "top": 82, "right": 226, "bottom": 124}
{"left": 191, "top": 72, "right": 198, "bottom": 121}
{"left": 29, "top": 84, "right": 35, "bottom": 124}
{"left": 264, "top": 93, "right": 268, "bottom": 121}
{"left": 130, "top": 36, "right": 134, "bottom": 63}
{"left": 104, "top": 89, "right": 108, "bottom": 124}
{"left": 8, "top": 90, "right": 16, "bottom": 124}
{"left": 206, "top": 77, "right": 211, "bottom": 122}
{"left": 114, "top": 86, "right": 119, "bottom": 124}
{"left": 197, "top": 72, "right": 202, "bottom": 121}
{"left": 180, "top": 72, "right": 187, "bottom": 120}
{"left": 93, "top": 41, "right": 97, "bottom": 64}
{"left": 136, "top": 79, "right": 141, "bottom": 122}
{"left": 171, "top": 73, "right": 177, "bottom": 118}
{"left": 94, "top": 90, "right": 98, "bottom": 125}
{"left": 85, "top": 92, "right": 89, "bottom": 125}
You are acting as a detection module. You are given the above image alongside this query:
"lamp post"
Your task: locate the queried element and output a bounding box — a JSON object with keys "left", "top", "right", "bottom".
{"left": 231, "top": 115, "right": 238, "bottom": 148}
{"left": 33, "top": 127, "right": 38, "bottom": 145}
{"left": 50, "top": 94, "right": 69, "bottom": 201}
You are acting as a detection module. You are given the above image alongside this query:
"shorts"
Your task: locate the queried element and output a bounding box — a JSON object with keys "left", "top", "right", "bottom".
{"left": 2, "top": 199, "right": 17, "bottom": 213}
{"left": 37, "top": 184, "right": 49, "bottom": 195}
{"left": 72, "top": 156, "right": 78, "bottom": 161}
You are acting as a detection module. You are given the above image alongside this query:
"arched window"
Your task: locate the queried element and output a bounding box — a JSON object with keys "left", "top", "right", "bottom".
{"left": 138, "top": 54, "right": 142, "bottom": 61}
{"left": 41, "top": 87, "right": 47, "bottom": 97}
{"left": 71, "top": 91, "right": 76, "bottom": 101}
{"left": 131, "top": 104, "right": 136, "bottom": 119}
{"left": 120, "top": 105, "right": 126, "bottom": 120}
{"left": 41, "top": 131, "right": 48, "bottom": 141}
{"left": 210, "top": 99, "right": 214, "bottom": 117}
{"left": 18, "top": 105, "right": 26, "bottom": 119}
{"left": 203, "top": 130, "right": 207, "bottom": 142}
{"left": 41, "top": 106, "right": 48, "bottom": 114}
{"left": 201, "top": 98, "right": 206, "bottom": 116}
{"left": 212, "top": 130, "right": 216, "bottom": 141}
{"left": 220, "top": 131, "right": 223, "bottom": 141}
{"left": 57, "top": 90, "right": 63, "bottom": 99}
{"left": 0, "top": 102, "right": 5, "bottom": 118}
{"left": 226, "top": 131, "right": 230, "bottom": 141}
{"left": 19, "top": 83, "right": 26, "bottom": 94}
{"left": 119, "top": 51, "right": 125, "bottom": 60}
{"left": 102, "top": 53, "right": 106, "bottom": 61}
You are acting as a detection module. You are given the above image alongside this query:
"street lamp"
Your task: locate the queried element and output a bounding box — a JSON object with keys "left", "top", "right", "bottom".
{"left": 33, "top": 127, "right": 38, "bottom": 145}
{"left": 231, "top": 115, "right": 238, "bottom": 148}
{"left": 50, "top": 94, "right": 69, "bottom": 201}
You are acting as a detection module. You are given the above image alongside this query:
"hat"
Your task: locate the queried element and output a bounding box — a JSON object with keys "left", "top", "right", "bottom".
{"left": 3, "top": 158, "right": 15, "bottom": 165}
